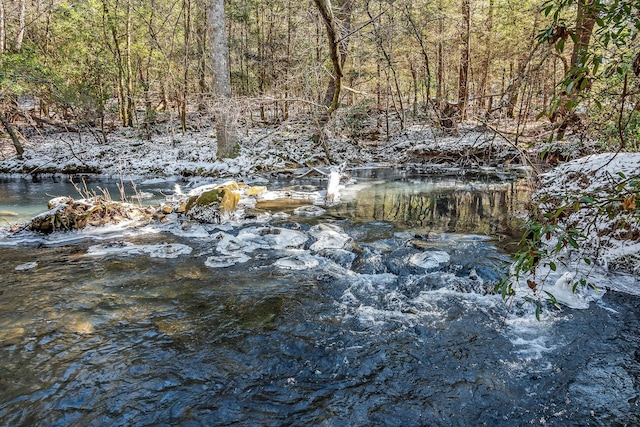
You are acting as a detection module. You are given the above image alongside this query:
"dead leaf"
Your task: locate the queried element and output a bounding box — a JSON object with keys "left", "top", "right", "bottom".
{"left": 527, "top": 279, "right": 537, "bottom": 292}
{"left": 622, "top": 195, "right": 636, "bottom": 211}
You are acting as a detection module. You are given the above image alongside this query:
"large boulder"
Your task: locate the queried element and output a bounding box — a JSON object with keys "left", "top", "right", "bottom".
{"left": 183, "top": 181, "right": 254, "bottom": 223}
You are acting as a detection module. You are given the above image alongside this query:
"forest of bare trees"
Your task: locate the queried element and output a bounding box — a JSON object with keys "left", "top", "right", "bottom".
{"left": 0, "top": 0, "right": 639, "bottom": 158}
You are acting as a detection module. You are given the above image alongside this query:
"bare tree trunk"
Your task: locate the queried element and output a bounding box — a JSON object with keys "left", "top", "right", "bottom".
{"left": 410, "top": 63, "right": 418, "bottom": 118}
{"left": 181, "top": 0, "right": 192, "bottom": 133}
{"left": 208, "top": 0, "right": 238, "bottom": 159}
{"left": 458, "top": 0, "right": 470, "bottom": 120}
{"left": 124, "top": 0, "right": 134, "bottom": 127}
{"left": 102, "top": 0, "right": 128, "bottom": 127}
{"left": 257, "top": 7, "right": 265, "bottom": 121}
{"left": 403, "top": 4, "right": 431, "bottom": 105}
{"left": 0, "top": 0, "right": 5, "bottom": 54}
{"left": 15, "top": 0, "right": 25, "bottom": 50}
{"left": 196, "top": 5, "right": 208, "bottom": 111}
{"left": 322, "top": 0, "right": 353, "bottom": 109}
{"left": 478, "top": 0, "right": 493, "bottom": 114}
{"left": 498, "top": 15, "right": 540, "bottom": 118}
{"left": 554, "top": 0, "right": 598, "bottom": 139}
{"left": 436, "top": 1, "right": 444, "bottom": 101}
{"left": 314, "top": 0, "right": 344, "bottom": 115}
{"left": 284, "top": 0, "right": 292, "bottom": 119}
{"left": 0, "top": 110, "right": 24, "bottom": 159}
{"left": 571, "top": 0, "right": 597, "bottom": 68}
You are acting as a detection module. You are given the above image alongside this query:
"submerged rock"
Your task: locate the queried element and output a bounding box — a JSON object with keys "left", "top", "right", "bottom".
{"left": 316, "top": 248, "right": 356, "bottom": 268}
{"left": 352, "top": 247, "right": 389, "bottom": 275}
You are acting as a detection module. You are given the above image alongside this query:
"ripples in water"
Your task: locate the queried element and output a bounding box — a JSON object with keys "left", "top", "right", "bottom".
{"left": 1, "top": 174, "right": 639, "bottom": 426}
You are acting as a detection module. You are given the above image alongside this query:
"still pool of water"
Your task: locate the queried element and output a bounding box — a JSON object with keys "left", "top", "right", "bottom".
{"left": 1, "top": 172, "right": 639, "bottom": 426}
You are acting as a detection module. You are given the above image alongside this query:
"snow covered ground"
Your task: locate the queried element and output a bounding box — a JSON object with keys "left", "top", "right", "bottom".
{"left": 0, "top": 123, "right": 527, "bottom": 179}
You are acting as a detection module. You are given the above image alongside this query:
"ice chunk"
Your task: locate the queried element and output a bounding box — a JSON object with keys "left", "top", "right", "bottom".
{"left": 274, "top": 254, "right": 320, "bottom": 270}
{"left": 216, "top": 232, "right": 255, "bottom": 254}
{"left": 293, "top": 205, "right": 326, "bottom": 217}
{"left": 513, "top": 267, "right": 605, "bottom": 310}
{"left": 309, "top": 223, "right": 352, "bottom": 251}
{"left": 408, "top": 250, "right": 450, "bottom": 270}
{"left": 143, "top": 244, "right": 193, "bottom": 258}
{"left": 85, "top": 242, "right": 192, "bottom": 259}
{"left": 237, "top": 226, "right": 308, "bottom": 250}
{"left": 205, "top": 253, "right": 250, "bottom": 268}
{"left": 167, "top": 222, "right": 210, "bottom": 238}
{"left": 15, "top": 261, "right": 38, "bottom": 271}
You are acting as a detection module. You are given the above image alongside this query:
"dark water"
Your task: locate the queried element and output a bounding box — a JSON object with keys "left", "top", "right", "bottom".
{"left": 0, "top": 175, "right": 169, "bottom": 223}
{"left": 1, "top": 173, "right": 639, "bottom": 426}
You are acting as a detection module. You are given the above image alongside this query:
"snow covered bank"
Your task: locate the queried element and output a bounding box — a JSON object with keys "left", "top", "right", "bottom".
{"left": 511, "top": 152, "right": 640, "bottom": 308}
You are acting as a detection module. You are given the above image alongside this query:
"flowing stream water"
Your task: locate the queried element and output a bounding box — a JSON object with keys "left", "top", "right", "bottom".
{"left": 0, "top": 171, "right": 639, "bottom": 426}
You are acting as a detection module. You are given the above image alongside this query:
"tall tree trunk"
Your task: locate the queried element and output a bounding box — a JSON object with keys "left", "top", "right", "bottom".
{"left": 314, "top": 0, "right": 344, "bottom": 115}
{"left": 284, "top": 0, "right": 292, "bottom": 120}
{"left": 436, "top": 1, "right": 444, "bottom": 101}
{"left": 0, "top": 0, "right": 5, "bottom": 54}
{"left": 554, "top": 0, "right": 598, "bottom": 139}
{"left": 570, "top": 0, "right": 597, "bottom": 68}
{"left": 103, "top": 0, "right": 128, "bottom": 127}
{"left": 15, "top": 0, "right": 25, "bottom": 50}
{"left": 181, "top": 0, "right": 191, "bottom": 133}
{"left": 458, "top": 0, "right": 470, "bottom": 120}
{"left": 196, "top": 5, "right": 208, "bottom": 111}
{"left": 208, "top": 0, "right": 238, "bottom": 158}
{"left": 478, "top": 0, "right": 493, "bottom": 114}
{"left": 124, "top": 0, "right": 134, "bottom": 127}
{"left": 0, "top": 110, "right": 24, "bottom": 159}
{"left": 403, "top": 4, "right": 431, "bottom": 105}
{"left": 257, "top": 7, "right": 265, "bottom": 121}
{"left": 322, "top": 0, "right": 353, "bottom": 109}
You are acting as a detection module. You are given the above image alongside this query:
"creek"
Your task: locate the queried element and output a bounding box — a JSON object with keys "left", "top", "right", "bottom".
{"left": 0, "top": 170, "right": 639, "bottom": 426}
